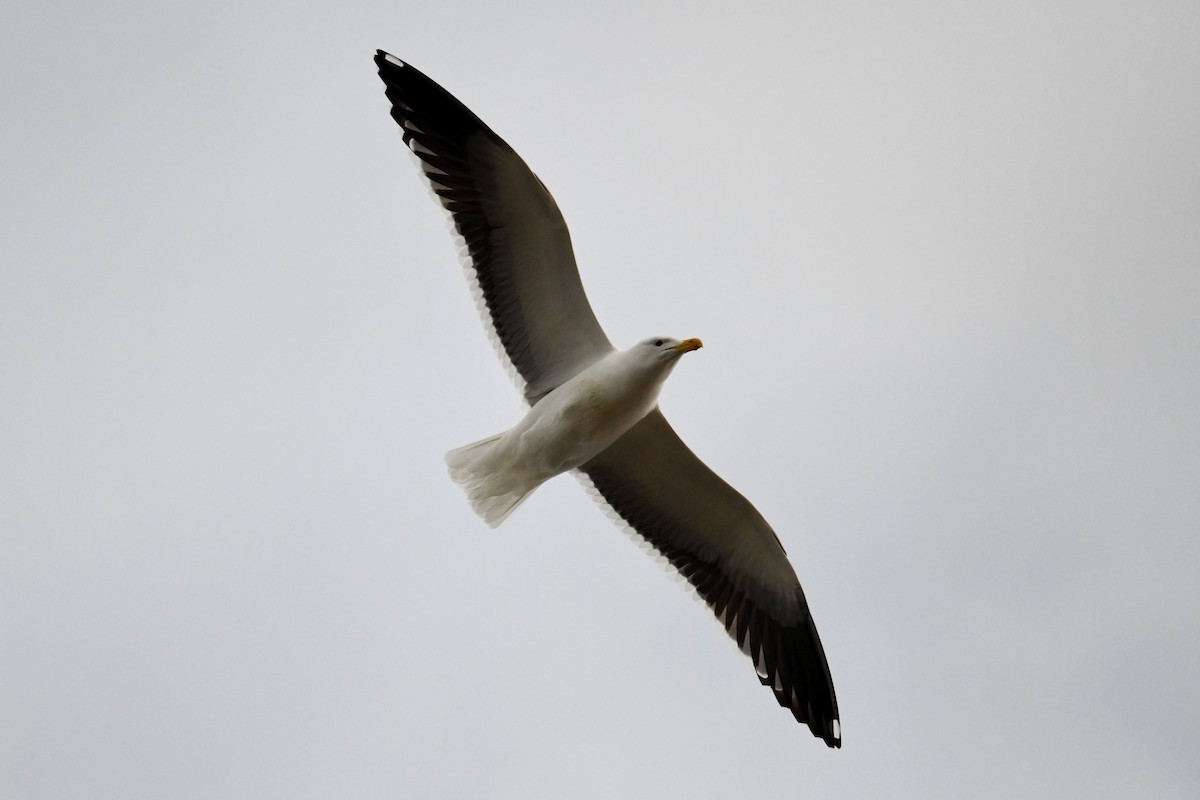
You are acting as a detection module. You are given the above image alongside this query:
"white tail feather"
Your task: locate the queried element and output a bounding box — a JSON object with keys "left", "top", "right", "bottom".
{"left": 444, "top": 433, "right": 539, "bottom": 527}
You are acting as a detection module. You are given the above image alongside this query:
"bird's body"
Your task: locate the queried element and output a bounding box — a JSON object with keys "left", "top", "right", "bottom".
{"left": 446, "top": 337, "right": 702, "bottom": 526}
{"left": 375, "top": 50, "right": 842, "bottom": 747}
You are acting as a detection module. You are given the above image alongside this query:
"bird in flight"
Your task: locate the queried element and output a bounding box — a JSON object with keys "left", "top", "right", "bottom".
{"left": 374, "top": 50, "right": 841, "bottom": 747}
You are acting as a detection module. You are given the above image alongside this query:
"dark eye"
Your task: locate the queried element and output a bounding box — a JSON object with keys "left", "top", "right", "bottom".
{"left": 654, "top": 339, "right": 664, "bottom": 347}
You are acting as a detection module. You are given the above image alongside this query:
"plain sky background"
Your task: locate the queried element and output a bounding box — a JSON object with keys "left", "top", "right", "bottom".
{"left": 3, "top": 1, "right": 1198, "bottom": 797}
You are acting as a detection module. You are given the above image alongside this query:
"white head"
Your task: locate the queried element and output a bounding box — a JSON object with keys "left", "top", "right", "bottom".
{"left": 623, "top": 336, "right": 704, "bottom": 378}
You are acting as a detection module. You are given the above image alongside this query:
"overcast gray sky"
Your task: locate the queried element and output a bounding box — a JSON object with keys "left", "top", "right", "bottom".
{"left": 3, "top": 1, "right": 1199, "bottom": 797}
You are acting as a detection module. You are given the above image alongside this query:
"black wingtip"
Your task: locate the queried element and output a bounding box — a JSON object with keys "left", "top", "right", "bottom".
{"left": 375, "top": 50, "right": 405, "bottom": 70}
{"left": 825, "top": 718, "right": 842, "bottom": 749}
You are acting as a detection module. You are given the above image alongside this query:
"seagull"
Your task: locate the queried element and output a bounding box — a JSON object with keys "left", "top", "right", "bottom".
{"left": 374, "top": 50, "right": 841, "bottom": 748}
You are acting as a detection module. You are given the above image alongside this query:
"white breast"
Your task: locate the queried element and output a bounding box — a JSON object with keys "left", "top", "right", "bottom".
{"left": 512, "top": 351, "right": 665, "bottom": 476}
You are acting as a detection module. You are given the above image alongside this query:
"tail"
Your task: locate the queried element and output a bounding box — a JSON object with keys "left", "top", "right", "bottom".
{"left": 444, "top": 433, "right": 538, "bottom": 527}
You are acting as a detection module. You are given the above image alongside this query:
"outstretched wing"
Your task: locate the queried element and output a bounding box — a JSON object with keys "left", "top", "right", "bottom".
{"left": 579, "top": 409, "right": 841, "bottom": 747}
{"left": 375, "top": 51, "right": 614, "bottom": 404}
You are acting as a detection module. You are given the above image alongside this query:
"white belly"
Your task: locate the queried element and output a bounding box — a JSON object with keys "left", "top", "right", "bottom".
{"left": 444, "top": 345, "right": 683, "bottom": 528}
{"left": 508, "top": 361, "right": 661, "bottom": 478}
